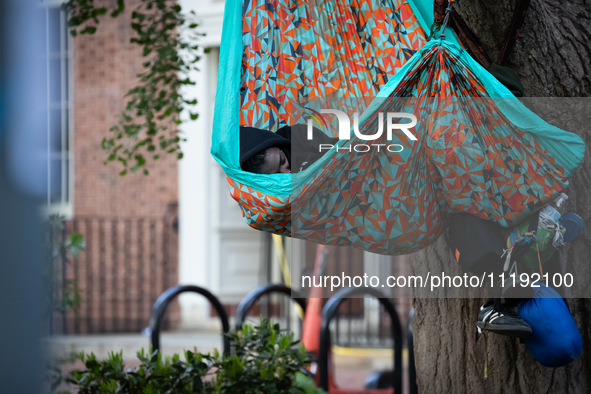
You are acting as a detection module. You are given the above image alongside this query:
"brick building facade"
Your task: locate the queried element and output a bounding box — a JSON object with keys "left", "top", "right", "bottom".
{"left": 73, "top": 0, "right": 178, "bottom": 218}
{"left": 59, "top": 0, "right": 180, "bottom": 334}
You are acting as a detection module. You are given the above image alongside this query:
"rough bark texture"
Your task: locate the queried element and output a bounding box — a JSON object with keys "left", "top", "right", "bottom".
{"left": 455, "top": 0, "right": 591, "bottom": 97}
{"left": 410, "top": 1, "right": 591, "bottom": 393}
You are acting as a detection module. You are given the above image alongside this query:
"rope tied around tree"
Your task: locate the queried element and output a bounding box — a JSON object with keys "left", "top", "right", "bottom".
{"left": 438, "top": 0, "right": 456, "bottom": 40}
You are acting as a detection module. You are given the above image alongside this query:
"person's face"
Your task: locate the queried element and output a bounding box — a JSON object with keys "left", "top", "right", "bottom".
{"left": 260, "top": 147, "right": 290, "bottom": 174}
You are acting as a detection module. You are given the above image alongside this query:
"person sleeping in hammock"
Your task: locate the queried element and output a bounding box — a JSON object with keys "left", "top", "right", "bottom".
{"left": 239, "top": 124, "right": 338, "bottom": 174}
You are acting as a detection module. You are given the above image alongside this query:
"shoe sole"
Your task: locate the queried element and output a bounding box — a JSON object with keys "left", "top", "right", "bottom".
{"left": 476, "top": 322, "right": 532, "bottom": 338}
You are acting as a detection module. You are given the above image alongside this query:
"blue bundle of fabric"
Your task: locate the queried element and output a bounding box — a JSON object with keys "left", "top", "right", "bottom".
{"left": 518, "top": 284, "right": 582, "bottom": 368}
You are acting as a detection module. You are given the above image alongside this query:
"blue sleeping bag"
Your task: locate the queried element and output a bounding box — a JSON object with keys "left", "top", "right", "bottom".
{"left": 518, "top": 284, "right": 582, "bottom": 368}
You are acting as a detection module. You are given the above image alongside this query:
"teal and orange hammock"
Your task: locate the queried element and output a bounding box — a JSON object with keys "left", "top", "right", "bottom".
{"left": 211, "top": 0, "right": 585, "bottom": 255}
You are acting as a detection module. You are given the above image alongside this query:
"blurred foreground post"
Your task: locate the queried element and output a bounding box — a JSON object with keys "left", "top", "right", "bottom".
{"left": 0, "top": 0, "right": 48, "bottom": 392}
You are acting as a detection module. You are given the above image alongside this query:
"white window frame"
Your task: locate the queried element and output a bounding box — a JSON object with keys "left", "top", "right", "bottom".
{"left": 43, "top": 0, "right": 74, "bottom": 219}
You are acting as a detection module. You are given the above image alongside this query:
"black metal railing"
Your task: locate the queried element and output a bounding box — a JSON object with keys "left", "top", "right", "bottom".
{"left": 235, "top": 284, "right": 306, "bottom": 332}
{"left": 319, "top": 287, "right": 403, "bottom": 393}
{"left": 148, "top": 285, "right": 230, "bottom": 355}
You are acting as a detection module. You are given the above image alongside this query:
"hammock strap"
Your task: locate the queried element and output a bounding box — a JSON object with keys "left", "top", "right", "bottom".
{"left": 498, "top": 0, "right": 531, "bottom": 66}
{"left": 536, "top": 242, "right": 544, "bottom": 277}
{"left": 432, "top": 0, "right": 531, "bottom": 69}
{"left": 438, "top": 0, "right": 455, "bottom": 40}
{"left": 450, "top": 8, "right": 492, "bottom": 69}
{"left": 430, "top": 0, "right": 447, "bottom": 37}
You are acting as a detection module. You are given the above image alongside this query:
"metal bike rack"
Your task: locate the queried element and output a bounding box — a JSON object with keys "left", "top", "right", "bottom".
{"left": 235, "top": 283, "right": 306, "bottom": 331}
{"left": 148, "top": 285, "right": 231, "bottom": 355}
{"left": 319, "top": 287, "right": 403, "bottom": 394}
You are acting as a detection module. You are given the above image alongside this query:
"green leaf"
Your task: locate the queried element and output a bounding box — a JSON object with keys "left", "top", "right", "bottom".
{"left": 101, "top": 138, "right": 115, "bottom": 150}
{"left": 123, "top": 124, "right": 141, "bottom": 137}
{"left": 67, "top": 232, "right": 86, "bottom": 257}
{"left": 282, "top": 335, "right": 295, "bottom": 351}
{"left": 93, "top": 7, "right": 107, "bottom": 16}
{"left": 132, "top": 11, "right": 146, "bottom": 22}
{"left": 85, "top": 0, "right": 205, "bottom": 176}
{"left": 130, "top": 154, "right": 146, "bottom": 173}
{"left": 80, "top": 26, "right": 97, "bottom": 35}
{"left": 106, "top": 0, "right": 125, "bottom": 17}
{"left": 67, "top": 16, "right": 81, "bottom": 27}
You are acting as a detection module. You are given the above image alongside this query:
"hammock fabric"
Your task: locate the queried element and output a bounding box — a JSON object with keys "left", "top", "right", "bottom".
{"left": 211, "top": 0, "right": 586, "bottom": 255}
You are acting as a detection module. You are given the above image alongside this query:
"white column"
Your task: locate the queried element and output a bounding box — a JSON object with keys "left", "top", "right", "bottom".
{"left": 177, "top": 0, "right": 224, "bottom": 329}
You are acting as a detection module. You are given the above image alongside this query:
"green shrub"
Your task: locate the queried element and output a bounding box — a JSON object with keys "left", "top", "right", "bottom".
{"left": 56, "top": 319, "right": 325, "bottom": 394}
{"left": 65, "top": 349, "right": 209, "bottom": 394}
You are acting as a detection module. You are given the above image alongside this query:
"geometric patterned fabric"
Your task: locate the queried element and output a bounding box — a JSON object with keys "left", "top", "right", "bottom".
{"left": 231, "top": 0, "right": 428, "bottom": 237}
{"left": 240, "top": 0, "right": 427, "bottom": 131}
{"left": 223, "top": 1, "right": 586, "bottom": 255}
{"left": 290, "top": 42, "right": 575, "bottom": 253}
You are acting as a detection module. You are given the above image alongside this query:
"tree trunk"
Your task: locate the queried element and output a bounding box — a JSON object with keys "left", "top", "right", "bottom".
{"left": 410, "top": 1, "right": 591, "bottom": 392}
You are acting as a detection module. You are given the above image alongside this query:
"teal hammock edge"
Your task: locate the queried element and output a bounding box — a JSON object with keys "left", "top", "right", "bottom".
{"left": 313, "top": 39, "right": 586, "bottom": 185}
{"left": 210, "top": 0, "right": 585, "bottom": 199}
{"left": 210, "top": 0, "right": 442, "bottom": 198}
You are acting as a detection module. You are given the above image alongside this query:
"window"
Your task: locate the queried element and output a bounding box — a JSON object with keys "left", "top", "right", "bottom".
{"left": 45, "top": 1, "right": 73, "bottom": 217}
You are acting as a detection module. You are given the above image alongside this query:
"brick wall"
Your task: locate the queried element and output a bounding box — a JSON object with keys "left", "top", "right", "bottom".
{"left": 73, "top": 0, "right": 178, "bottom": 218}
{"left": 62, "top": 0, "right": 180, "bottom": 334}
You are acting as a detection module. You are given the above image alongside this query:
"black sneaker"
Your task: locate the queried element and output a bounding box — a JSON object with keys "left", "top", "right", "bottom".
{"left": 476, "top": 301, "right": 532, "bottom": 338}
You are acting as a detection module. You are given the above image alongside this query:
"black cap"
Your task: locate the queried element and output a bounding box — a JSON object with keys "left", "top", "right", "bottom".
{"left": 239, "top": 126, "right": 291, "bottom": 165}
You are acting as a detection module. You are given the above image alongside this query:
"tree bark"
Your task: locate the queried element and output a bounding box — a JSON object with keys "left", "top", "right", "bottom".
{"left": 410, "top": 1, "right": 591, "bottom": 392}
{"left": 455, "top": 0, "right": 591, "bottom": 97}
